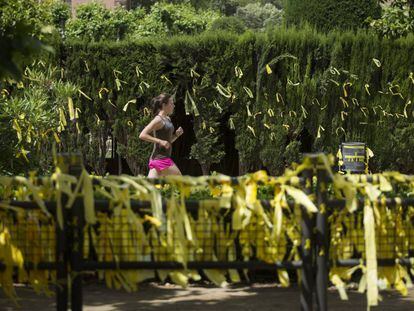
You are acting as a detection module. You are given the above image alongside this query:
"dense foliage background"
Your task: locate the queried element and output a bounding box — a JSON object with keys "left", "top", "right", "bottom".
{"left": 1, "top": 1, "right": 414, "bottom": 176}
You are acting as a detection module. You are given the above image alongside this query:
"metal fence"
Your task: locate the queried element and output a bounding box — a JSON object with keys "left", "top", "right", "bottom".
{"left": 1, "top": 153, "right": 413, "bottom": 311}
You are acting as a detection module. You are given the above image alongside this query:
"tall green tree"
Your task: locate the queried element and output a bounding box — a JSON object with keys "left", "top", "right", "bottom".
{"left": 369, "top": 0, "right": 414, "bottom": 37}
{"left": 235, "top": 2, "right": 283, "bottom": 30}
{"left": 0, "top": 0, "right": 55, "bottom": 81}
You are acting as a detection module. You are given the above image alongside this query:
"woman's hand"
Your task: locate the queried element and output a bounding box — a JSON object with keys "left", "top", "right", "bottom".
{"left": 175, "top": 127, "right": 184, "bottom": 138}
{"left": 159, "top": 140, "right": 171, "bottom": 149}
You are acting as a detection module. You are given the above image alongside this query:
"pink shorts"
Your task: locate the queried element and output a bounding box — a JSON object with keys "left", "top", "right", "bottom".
{"left": 149, "top": 157, "right": 175, "bottom": 171}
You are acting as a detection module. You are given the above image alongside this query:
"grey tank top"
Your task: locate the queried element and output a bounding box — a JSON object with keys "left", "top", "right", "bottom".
{"left": 150, "top": 115, "right": 174, "bottom": 159}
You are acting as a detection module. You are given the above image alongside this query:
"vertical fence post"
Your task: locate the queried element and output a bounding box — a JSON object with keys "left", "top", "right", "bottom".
{"left": 68, "top": 154, "right": 84, "bottom": 311}
{"left": 56, "top": 154, "right": 69, "bottom": 311}
{"left": 300, "top": 160, "right": 315, "bottom": 311}
{"left": 55, "top": 209, "right": 68, "bottom": 311}
{"left": 315, "top": 158, "right": 329, "bottom": 311}
{"left": 56, "top": 153, "right": 84, "bottom": 311}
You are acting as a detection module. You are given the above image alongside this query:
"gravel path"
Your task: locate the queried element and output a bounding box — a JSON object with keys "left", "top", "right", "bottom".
{"left": 1, "top": 282, "right": 413, "bottom": 310}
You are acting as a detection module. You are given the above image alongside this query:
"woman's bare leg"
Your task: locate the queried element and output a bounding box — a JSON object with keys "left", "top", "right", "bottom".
{"left": 148, "top": 168, "right": 159, "bottom": 178}
{"left": 159, "top": 164, "right": 182, "bottom": 176}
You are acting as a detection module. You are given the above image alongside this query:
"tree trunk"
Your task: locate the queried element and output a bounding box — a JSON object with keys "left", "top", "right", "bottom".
{"left": 125, "top": 156, "right": 140, "bottom": 176}
{"left": 239, "top": 160, "right": 248, "bottom": 176}
{"left": 96, "top": 131, "right": 107, "bottom": 176}
{"left": 200, "top": 162, "right": 211, "bottom": 176}
{"left": 239, "top": 159, "right": 261, "bottom": 176}
{"left": 113, "top": 124, "right": 139, "bottom": 175}
{"left": 117, "top": 153, "right": 122, "bottom": 175}
{"left": 409, "top": 0, "right": 414, "bottom": 19}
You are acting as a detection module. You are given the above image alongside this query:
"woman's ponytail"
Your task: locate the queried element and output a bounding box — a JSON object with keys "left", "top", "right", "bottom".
{"left": 151, "top": 93, "right": 171, "bottom": 116}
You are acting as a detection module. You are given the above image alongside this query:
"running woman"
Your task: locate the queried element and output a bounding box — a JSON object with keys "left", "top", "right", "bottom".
{"left": 139, "top": 93, "right": 183, "bottom": 178}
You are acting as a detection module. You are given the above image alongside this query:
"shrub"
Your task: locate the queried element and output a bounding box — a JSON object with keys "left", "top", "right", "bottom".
{"left": 66, "top": 2, "right": 145, "bottom": 41}
{"left": 209, "top": 16, "right": 247, "bottom": 34}
{"left": 284, "top": 0, "right": 382, "bottom": 31}
{"left": 369, "top": 0, "right": 414, "bottom": 38}
{"left": 133, "top": 2, "right": 220, "bottom": 38}
{"left": 236, "top": 2, "right": 284, "bottom": 30}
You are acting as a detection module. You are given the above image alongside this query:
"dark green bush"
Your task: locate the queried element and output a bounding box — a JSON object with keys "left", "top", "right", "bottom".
{"left": 285, "top": 0, "right": 382, "bottom": 31}
{"left": 209, "top": 16, "right": 247, "bottom": 34}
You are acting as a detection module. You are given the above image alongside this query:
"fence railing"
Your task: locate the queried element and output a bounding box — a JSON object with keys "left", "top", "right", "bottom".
{"left": 0, "top": 153, "right": 413, "bottom": 311}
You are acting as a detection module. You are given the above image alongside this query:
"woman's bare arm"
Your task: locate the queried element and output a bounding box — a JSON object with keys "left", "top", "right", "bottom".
{"left": 171, "top": 126, "right": 184, "bottom": 143}
{"left": 139, "top": 117, "right": 163, "bottom": 143}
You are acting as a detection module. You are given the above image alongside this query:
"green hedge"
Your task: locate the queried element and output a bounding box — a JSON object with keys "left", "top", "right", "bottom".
{"left": 62, "top": 27, "right": 414, "bottom": 175}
